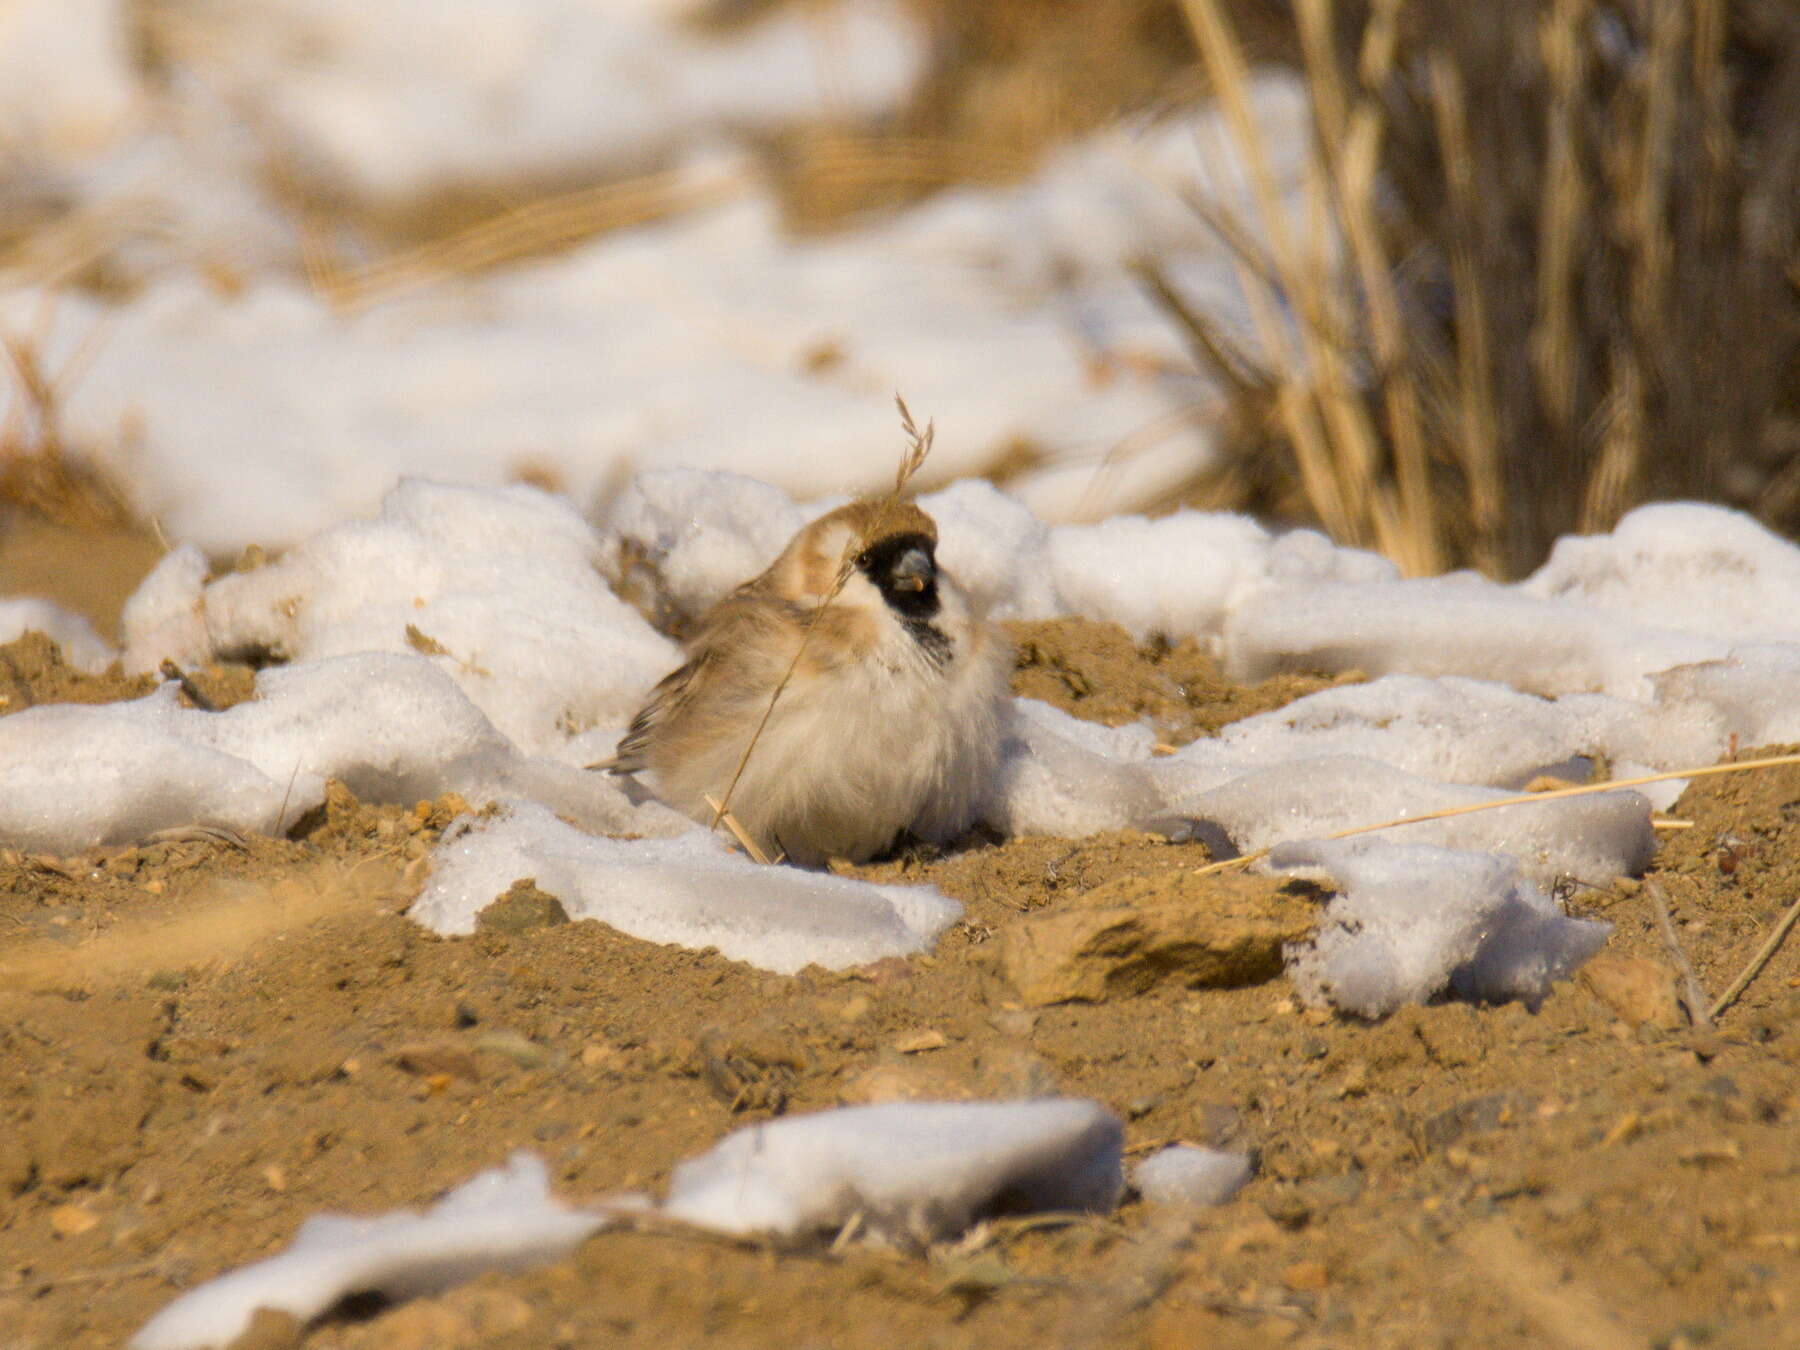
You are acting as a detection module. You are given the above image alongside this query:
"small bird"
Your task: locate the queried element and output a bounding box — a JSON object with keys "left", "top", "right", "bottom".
{"left": 599, "top": 500, "right": 1012, "bottom": 865}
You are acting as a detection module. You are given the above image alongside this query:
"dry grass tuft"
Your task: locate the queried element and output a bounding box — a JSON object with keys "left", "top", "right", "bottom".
{"left": 314, "top": 165, "right": 755, "bottom": 310}
{"left": 1158, "top": 0, "right": 1800, "bottom": 578}
{"left": 0, "top": 300, "right": 135, "bottom": 529}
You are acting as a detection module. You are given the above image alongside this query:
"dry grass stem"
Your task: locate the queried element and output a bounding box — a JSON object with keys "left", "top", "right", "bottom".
{"left": 702, "top": 793, "right": 774, "bottom": 865}
{"left": 0, "top": 301, "right": 134, "bottom": 527}
{"left": 1157, "top": 0, "right": 1800, "bottom": 577}
{"left": 322, "top": 165, "right": 752, "bottom": 308}
{"left": 1194, "top": 751, "right": 1800, "bottom": 878}
{"left": 1644, "top": 879, "right": 1713, "bottom": 1029}
{"left": 1709, "top": 890, "right": 1800, "bottom": 1022}
{"left": 705, "top": 396, "right": 934, "bottom": 850}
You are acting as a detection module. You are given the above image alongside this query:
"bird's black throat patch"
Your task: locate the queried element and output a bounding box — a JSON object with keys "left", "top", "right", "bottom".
{"left": 857, "top": 531, "right": 952, "bottom": 665}
{"left": 858, "top": 531, "right": 941, "bottom": 621}
{"left": 903, "top": 616, "right": 953, "bottom": 666}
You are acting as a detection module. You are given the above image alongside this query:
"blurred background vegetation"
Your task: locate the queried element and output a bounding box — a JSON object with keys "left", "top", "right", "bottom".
{"left": 887, "top": 0, "right": 1800, "bottom": 578}
{"left": 6, "top": 0, "right": 1799, "bottom": 579}
{"left": 1154, "top": 0, "right": 1800, "bottom": 579}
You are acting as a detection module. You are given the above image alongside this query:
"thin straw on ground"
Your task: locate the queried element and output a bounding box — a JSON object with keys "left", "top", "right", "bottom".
{"left": 1195, "top": 751, "right": 1800, "bottom": 877}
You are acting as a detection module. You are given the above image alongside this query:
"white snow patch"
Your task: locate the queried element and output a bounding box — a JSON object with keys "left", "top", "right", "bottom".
{"left": 663, "top": 1099, "right": 1124, "bottom": 1243}
{"left": 599, "top": 466, "right": 809, "bottom": 626}
{"left": 986, "top": 699, "right": 1163, "bottom": 838}
{"left": 918, "top": 478, "right": 1061, "bottom": 621}
{"left": 410, "top": 802, "right": 960, "bottom": 974}
{"left": 135, "top": 1099, "right": 1123, "bottom": 1345}
{"left": 10, "top": 202, "right": 1200, "bottom": 552}
{"left": 175, "top": 0, "right": 925, "bottom": 209}
{"left": 1132, "top": 1146, "right": 1255, "bottom": 1207}
{"left": 0, "top": 0, "right": 140, "bottom": 168}
{"left": 1651, "top": 645, "right": 1800, "bottom": 750}
{"left": 1162, "top": 757, "right": 1655, "bottom": 889}
{"left": 4, "top": 75, "right": 1321, "bottom": 552}
{"left": 0, "top": 653, "right": 677, "bottom": 854}
{"left": 1274, "top": 838, "right": 1610, "bottom": 1018}
{"left": 1214, "top": 675, "right": 1592, "bottom": 790}
{"left": 125, "top": 478, "right": 678, "bottom": 754}
{"left": 129, "top": 1153, "right": 627, "bottom": 1350}
{"left": 1224, "top": 575, "right": 1723, "bottom": 701}
{"left": 1049, "top": 512, "right": 1272, "bottom": 642}
{"left": 119, "top": 545, "right": 211, "bottom": 675}
{"left": 1047, "top": 514, "right": 1397, "bottom": 643}
{"left": 0, "top": 688, "right": 290, "bottom": 853}
{"left": 1523, "top": 502, "right": 1800, "bottom": 644}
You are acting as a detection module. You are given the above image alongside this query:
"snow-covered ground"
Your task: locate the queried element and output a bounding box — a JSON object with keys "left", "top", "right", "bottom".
{"left": 131, "top": 1099, "right": 1125, "bottom": 1350}
{"left": 6, "top": 474, "right": 1796, "bottom": 1018}
{"left": 1, "top": 0, "right": 1307, "bottom": 546}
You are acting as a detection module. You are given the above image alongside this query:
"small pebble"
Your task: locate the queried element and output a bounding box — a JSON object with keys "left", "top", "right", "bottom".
{"left": 1133, "top": 1145, "right": 1255, "bottom": 1207}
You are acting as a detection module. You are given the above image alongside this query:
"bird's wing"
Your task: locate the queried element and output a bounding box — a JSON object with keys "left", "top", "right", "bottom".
{"left": 597, "top": 651, "right": 709, "bottom": 774}
{"left": 592, "top": 587, "right": 802, "bottom": 774}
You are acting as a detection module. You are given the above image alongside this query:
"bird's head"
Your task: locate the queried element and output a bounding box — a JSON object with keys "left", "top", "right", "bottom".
{"left": 779, "top": 501, "right": 943, "bottom": 618}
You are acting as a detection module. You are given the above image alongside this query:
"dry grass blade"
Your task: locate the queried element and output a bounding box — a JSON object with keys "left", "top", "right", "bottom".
{"left": 892, "top": 394, "right": 935, "bottom": 494}
{"left": 323, "top": 164, "right": 752, "bottom": 308}
{"left": 1194, "top": 752, "right": 1800, "bottom": 877}
{"left": 1644, "top": 879, "right": 1713, "bottom": 1028}
{"left": 1298, "top": 0, "right": 1441, "bottom": 576}
{"left": 703, "top": 793, "right": 774, "bottom": 866}
{"left": 0, "top": 303, "right": 134, "bottom": 528}
{"left": 1159, "top": 0, "right": 1800, "bottom": 577}
{"left": 1709, "top": 891, "right": 1800, "bottom": 1022}
{"left": 704, "top": 396, "right": 934, "bottom": 851}
{"left": 1175, "top": 0, "right": 1441, "bottom": 574}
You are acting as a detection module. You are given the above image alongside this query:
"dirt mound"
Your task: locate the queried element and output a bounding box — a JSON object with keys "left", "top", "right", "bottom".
{"left": 1006, "top": 617, "right": 1351, "bottom": 746}
{"left": 0, "top": 631, "right": 153, "bottom": 713}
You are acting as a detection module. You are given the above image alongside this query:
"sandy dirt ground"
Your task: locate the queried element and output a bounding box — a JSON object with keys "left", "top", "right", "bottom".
{"left": 3, "top": 519, "right": 1798, "bottom": 1350}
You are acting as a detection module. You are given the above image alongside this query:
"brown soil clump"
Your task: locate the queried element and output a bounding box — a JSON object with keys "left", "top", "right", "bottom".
{"left": 0, "top": 631, "right": 260, "bottom": 718}
{"left": 1007, "top": 617, "right": 1351, "bottom": 745}
{"left": 0, "top": 631, "right": 154, "bottom": 713}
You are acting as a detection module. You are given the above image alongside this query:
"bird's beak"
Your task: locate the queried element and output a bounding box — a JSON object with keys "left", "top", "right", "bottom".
{"left": 891, "top": 546, "right": 933, "bottom": 592}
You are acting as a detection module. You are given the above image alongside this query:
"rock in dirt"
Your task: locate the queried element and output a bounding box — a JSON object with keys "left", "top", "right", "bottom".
{"left": 475, "top": 877, "right": 570, "bottom": 935}
{"left": 1577, "top": 953, "right": 1685, "bottom": 1030}
{"left": 1422, "top": 1092, "right": 1529, "bottom": 1150}
{"left": 392, "top": 1043, "right": 483, "bottom": 1083}
{"left": 1133, "top": 1146, "right": 1256, "bottom": 1206}
{"left": 1001, "top": 872, "right": 1314, "bottom": 1007}
{"left": 48, "top": 1203, "right": 100, "bottom": 1236}
{"left": 838, "top": 1044, "right": 1059, "bottom": 1106}
{"left": 223, "top": 1308, "right": 304, "bottom": 1350}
